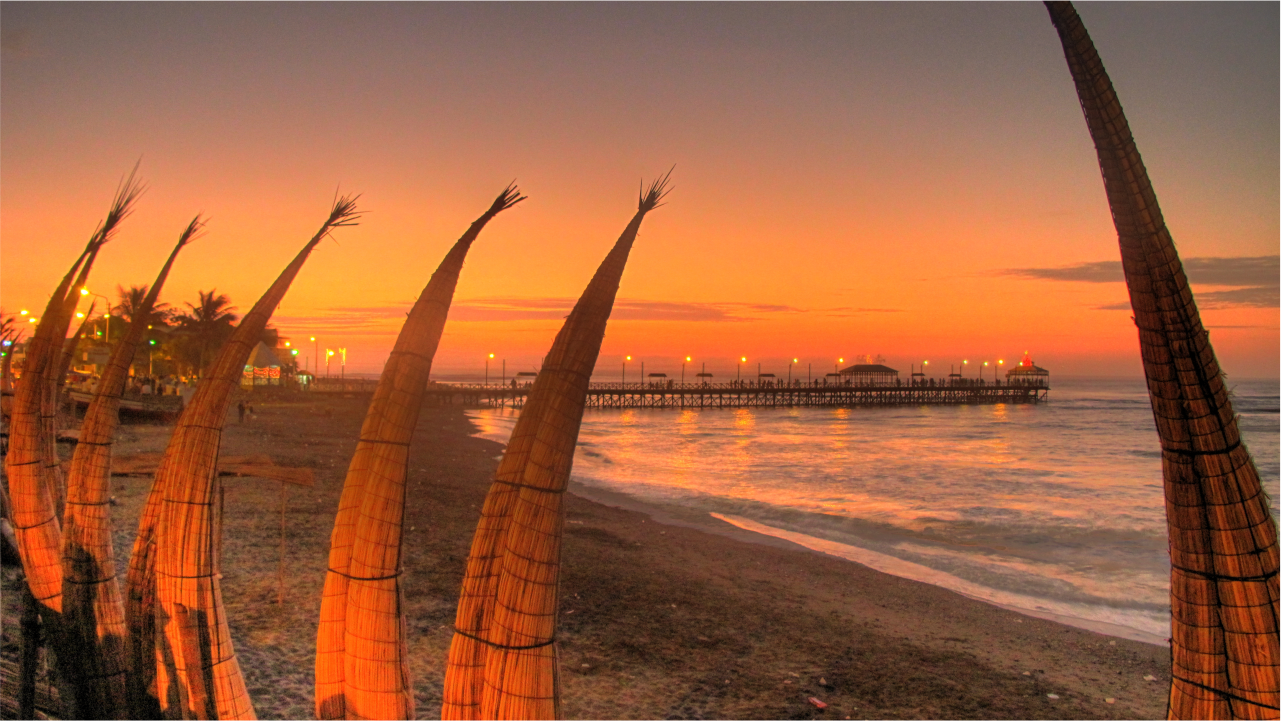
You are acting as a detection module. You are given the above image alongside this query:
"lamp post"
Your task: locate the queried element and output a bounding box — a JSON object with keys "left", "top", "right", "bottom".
{"left": 502, "top": 358, "right": 505, "bottom": 387}
{"left": 486, "top": 353, "right": 493, "bottom": 385}
{"left": 623, "top": 356, "right": 630, "bottom": 387}
{"left": 81, "top": 289, "right": 113, "bottom": 344}
{"left": 325, "top": 349, "right": 335, "bottom": 378}
{"left": 738, "top": 356, "right": 745, "bottom": 382}
{"left": 311, "top": 337, "right": 318, "bottom": 381}
{"left": 836, "top": 357, "right": 844, "bottom": 385}
{"left": 997, "top": 359, "right": 1004, "bottom": 386}
{"left": 682, "top": 356, "right": 690, "bottom": 385}
{"left": 982, "top": 361, "right": 988, "bottom": 383}
{"left": 962, "top": 359, "right": 968, "bottom": 379}
{"left": 339, "top": 348, "right": 347, "bottom": 380}
{"left": 790, "top": 358, "right": 797, "bottom": 385}
{"left": 148, "top": 338, "right": 157, "bottom": 375}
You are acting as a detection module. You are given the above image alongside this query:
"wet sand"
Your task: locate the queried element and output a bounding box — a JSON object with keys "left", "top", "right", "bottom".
{"left": 3, "top": 393, "right": 1171, "bottom": 719}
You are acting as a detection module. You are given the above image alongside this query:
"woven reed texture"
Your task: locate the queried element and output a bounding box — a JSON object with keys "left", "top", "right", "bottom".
{"left": 1045, "top": 4, "right": 1279, "bottom": 719}
{"left": 145, "top": 198, "right": 357, "bottom": 721}
{"left": 6, "top": 244, "right": 91, "bottom": 615}
{"left": 315, "top": 187, "right": 522, "bottom": 720}
{"left": 443, "top": 175, "right": 671, "bottom": 720}
{"left": 60, "top": 225, "right": 194, "bottom": 720}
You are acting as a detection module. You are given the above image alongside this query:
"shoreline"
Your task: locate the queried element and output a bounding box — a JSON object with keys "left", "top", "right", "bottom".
{"left": 568, "top": 480, "right": 1168, "bottom": 647}
{"left": 1, "top": 396, "right": 1172, "bottom": 719}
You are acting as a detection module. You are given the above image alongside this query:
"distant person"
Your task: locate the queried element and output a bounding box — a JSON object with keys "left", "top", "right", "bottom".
{"left": 237, "top": 401, "right": 246, "bottom": 424}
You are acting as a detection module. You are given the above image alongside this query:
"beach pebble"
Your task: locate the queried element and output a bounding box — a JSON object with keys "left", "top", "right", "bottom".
{"left": 808, "top": 697, "right": 828, "bottom": 709}
{"left": 1108, "top": 640, "right": 1116, "bottom": 645}
{"left": 1022, "top": 671, "right": 1031, "bottom": 676}
{"left": 1105, "top": 698, "right": 1116, "bottom": 704}
{"left": 1143, "top": 675, "right": 1157, "bottom": 681}
{"left": 1046, "top": 694, "right": 1059, "bottom": 700}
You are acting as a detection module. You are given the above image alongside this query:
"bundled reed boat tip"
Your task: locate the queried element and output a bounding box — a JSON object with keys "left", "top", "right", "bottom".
{"left": 316, "top": 184, "right": 522, "bottom": 720}
{"left": 1044, "top": 3, "right": 1279, "bottom": 718}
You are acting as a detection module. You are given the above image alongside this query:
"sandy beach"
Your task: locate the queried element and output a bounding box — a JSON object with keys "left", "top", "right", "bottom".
{"left": 3, "top": 393, "right": 1172, "bottom": 719}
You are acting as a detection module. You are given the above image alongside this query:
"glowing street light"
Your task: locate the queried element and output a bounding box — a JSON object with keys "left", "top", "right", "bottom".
{"left": 326, "top": 348, "right": 335, "bottom": 378}
{"left": 623, "top": 355, "right": 631, "bottom": 386}
{"left": 790, "top": 357, "right": 798, "bottom": 384}
{"left": 486, "top": 353, "right": 495, "bottom": 385}
{"left": 81, "top": 288, "right": 113, "bottom": 343}
{"left": 682, "top": 356, "right": 691, "bottom": 385}
{"left": 311, "top": 336, "right": 318, "bottom": 377}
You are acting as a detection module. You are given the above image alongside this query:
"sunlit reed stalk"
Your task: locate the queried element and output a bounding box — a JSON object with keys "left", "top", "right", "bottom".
{"left": 316, "top": 185, "right": 525, "bottom": 720}
{"left": 443, "top": 172, "right": 672, "bottom": 720}
{"left": 61, "top": 218, "right": 200, "bottom": 720}
{"left": 143, "top": 195, "right": 359, "bottom": 720}
{"left": 1045, "top": 4, "right": 1279, "bottom": 718}
{"left": 7, "top": 167, "right": 142, "bottom": 618}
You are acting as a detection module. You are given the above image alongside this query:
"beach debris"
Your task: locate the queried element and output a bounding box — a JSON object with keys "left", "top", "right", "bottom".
{"left": 1046, "top": 3, "right": 1280, "bottom": 717}
{"left": 1046, "top": 694, "right": 1059, "bottom": 700}
{"left": 139, "top": 193, "right": 360, "bottom": 721}
{"left": 1022, "top": 671, "right": 1031, "bottom": 676}
{"left": 1108, "top": 640, "right": 1116, "bottom": 646}
{"left": 808, "top": 697, "right": 828, "bottom": 709}
{"left": 316, "top": 185, "right": 521, "bottom": 721}
{"left": 443, "top": 172, "right": 671, "bottom": 721}
{"left": 1143, "top": 675, "right": 1157, "bottom": 682}
{"left": 1105, "top": 698, "right": 1116, "bottom": 704}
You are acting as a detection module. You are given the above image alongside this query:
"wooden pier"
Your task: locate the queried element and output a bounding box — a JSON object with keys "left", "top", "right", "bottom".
{"left": 421, "top": 381, "right": 1049, "bottom": 410}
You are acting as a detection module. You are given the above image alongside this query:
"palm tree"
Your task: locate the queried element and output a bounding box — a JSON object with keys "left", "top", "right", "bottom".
{"left": 175, "top": 290, "right": 238, "bottom": 374}
{"left": 115, "top": 284, "right": 171, "bottom": 327}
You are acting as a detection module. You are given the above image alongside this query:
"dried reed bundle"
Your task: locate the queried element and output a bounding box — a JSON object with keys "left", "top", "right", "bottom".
{"left": 148, "top": 196, "right": 359, "bottom": 720}
{"left": 7, "top": 169, "right": 142, "bottom": 618}
{"left": 443, "top": 173, "right": 672, "bottom": 720}
{"left": 61, "top": 218, "right": 199, "bottom": 720}
{"left": 1045, "top": 4, "right": 1279, "bottom": 718}
{"left": 317, "top": 186, "right": 524, "bottom": 720}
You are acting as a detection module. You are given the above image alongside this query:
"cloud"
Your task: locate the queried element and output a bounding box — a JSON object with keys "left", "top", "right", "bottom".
{"left": 1003, "top": 255, "right": 1279, "bottom": 309}
{"left": 823, "top": 307, "right": 904, "bottom": 317}
{"left": 276, "top": 298, "right": 808, "bottom": 328}
{"left": 0, "top": 27, "right": 37, "bottom": 60}
{"left": 1196, "top": 286, "right": 1279, "bottom": 309}
{"left": 449, "top": 297, "right": 804, "bottom": 322}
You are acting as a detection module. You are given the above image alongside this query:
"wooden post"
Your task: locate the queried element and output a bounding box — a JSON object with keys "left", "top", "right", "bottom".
{"left": 174, "top": 603, "right": 209, "bottom": 721}
{"left": 19, "top": 576, "right": 39, "bottom": 720}
{"left": 278, "top": 482, "right": 287, "bottom": 604}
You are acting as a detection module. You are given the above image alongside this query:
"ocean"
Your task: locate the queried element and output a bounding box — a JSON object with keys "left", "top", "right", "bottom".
{"left": 466, "top": 376, "right": 1279, "bottom": 645}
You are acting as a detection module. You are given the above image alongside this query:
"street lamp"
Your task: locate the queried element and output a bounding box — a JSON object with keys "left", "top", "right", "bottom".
{"left": 81, "top": 289, "right": 113, "bottom": 343}
{"left": 623, "top": 356, "right": 631, "bottom": 387}
{"left": 486, "top": 353, "right": 494, "bottom": 385}
{"left": 339, "top": 348, "right": 347, "bottom": 380}
{"left": 790, "top": 358, "right": 797, "bottom": 384}
{"left": 311, "top": 337, "right": 318, "bottom": 379}
{"left": 738, "top": 356, "right": 746, "bottom": 382}
{"left": 682, "top": 356, "right": 690, "bottom": 385}
{"left": 997, "top": 359, "right": 1004, "bottom": 385}
{"left": 326, "top": 348, "right": 335, "bottom": 378}
{"left": 962, "top": 359, "right": 968, "bottom": 378}
{"left": 982, "top": 361, "right": 989, "bottom": 383}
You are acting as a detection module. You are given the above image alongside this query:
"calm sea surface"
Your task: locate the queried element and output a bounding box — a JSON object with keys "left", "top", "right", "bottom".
{"left": 467, "top": 377, "right": 1279, "bottom": 644}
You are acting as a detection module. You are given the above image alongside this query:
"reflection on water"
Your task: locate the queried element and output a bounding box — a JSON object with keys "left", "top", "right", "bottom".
{"left": 467, "top": 377, "right": 1279, "bottom": 643}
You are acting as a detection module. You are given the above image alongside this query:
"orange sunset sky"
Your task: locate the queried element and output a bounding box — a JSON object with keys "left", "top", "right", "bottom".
{"left": 2, "top": 3, "right": 1277, "bottom": 379}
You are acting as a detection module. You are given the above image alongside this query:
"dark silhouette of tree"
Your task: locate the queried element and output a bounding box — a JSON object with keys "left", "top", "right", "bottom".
{"left": 174, "top": 290, "right": 238, "bottom": 375}
{"left": 115, "top": 284, "right": 172, "bottom": 327}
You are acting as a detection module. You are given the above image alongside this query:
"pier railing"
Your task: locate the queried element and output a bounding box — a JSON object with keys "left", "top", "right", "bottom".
{"left": 420, "top": 379, "right": 1049, "bottom": 410}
